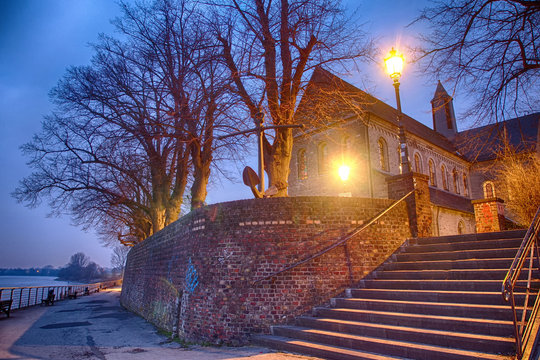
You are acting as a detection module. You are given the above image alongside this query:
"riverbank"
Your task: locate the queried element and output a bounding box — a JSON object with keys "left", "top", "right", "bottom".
{"left": 0, "top": 287, "right": 322, "bottom": 360}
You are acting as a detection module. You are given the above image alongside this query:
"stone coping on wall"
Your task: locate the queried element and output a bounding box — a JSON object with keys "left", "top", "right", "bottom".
{"left": 471, "top": 197, "right": 505, "bottom": 205}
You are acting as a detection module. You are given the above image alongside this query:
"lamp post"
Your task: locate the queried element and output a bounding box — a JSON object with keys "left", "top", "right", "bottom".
{"left": 384, "top": 48, "right": 410, "bottom": 174}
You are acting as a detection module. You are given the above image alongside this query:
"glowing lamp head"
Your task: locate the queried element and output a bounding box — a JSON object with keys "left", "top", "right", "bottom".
{"left": 384, "top": 47, "right": 404, "bottom": 82}
{"left": 338, "top": 165, "right": 350, "bottom": 181}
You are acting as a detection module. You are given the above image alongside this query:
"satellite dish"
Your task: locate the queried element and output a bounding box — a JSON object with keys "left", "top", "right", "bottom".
{"left": 242, "top": 166, "right": 263, "bottom": 199}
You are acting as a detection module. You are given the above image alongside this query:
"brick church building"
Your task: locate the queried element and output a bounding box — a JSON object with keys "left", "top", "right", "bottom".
{"left": 288, "top": 68, "right": 540, "bottom": 236}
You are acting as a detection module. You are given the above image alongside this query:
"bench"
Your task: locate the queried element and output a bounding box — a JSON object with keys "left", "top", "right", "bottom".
{"left": 1, "top": 299, "right": 13, "bottom": 317}
{"left": 41, "top": 290, "right": 55, "bottom": 306}
{"left": 68, "top": 291, "right": 78, "bottom": 299}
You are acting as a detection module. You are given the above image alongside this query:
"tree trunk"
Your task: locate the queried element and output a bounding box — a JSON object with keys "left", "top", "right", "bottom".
{"left": 190, "top": 136, "right": 213, "bottom": 209}
{"left": 190, "top": 162, "right": 211, "bottom": 209}
{"left": 150, "top": 204, "right": 167, "bottom": 235}
{"left": 265, "top": 127, "right": 293, "bottom": 196}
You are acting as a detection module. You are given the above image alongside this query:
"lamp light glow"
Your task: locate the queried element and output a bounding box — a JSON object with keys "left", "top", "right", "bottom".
{"left": 384, "top": 48, "right": 404, "bottom": 81}
{"left": 338, "top": 165, "right": 350, "bottom": 181}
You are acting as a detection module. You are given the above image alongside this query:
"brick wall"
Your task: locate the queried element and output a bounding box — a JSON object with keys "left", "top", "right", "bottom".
{"left": 472, "top": 198, "right": 506, "bottom": 233}
{"left": 387, "top": 172, "right": 433, "bottom": 237}
{"left": 121, "top": 196, "right": 411, "bottom": 345}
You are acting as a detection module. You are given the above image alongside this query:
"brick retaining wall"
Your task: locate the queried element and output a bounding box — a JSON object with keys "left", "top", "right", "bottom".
{"left": 121, "top": 196, "right": 411, "bottom": 345}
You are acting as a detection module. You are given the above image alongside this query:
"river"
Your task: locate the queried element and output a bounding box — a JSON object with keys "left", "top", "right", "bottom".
{"left": 0, "top": 276, "right": 81, "bottom": 288}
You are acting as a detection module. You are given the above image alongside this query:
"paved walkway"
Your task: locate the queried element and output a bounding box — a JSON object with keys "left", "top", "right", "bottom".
{"left": 0, "top": 288, "right": 321, "bottom": 360}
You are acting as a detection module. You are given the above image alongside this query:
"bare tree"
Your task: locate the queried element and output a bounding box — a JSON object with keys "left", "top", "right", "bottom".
{"left": 15, "top": 40, "right": 187, "bottom": 244}
{"left": 15, "top": 0, "right": 240, "bottom": 245}
{"left": 415, "top": 0, "right": 540, "bottom": 121}
{"left": 494, "top": 150, "right": 540, "bottom": 226}
{"left": 209, "top": 0, "right": 373, "bottom": 196}
{"left": 114, "top": 0, "right": 240, "bottom": 209}
{"left": 111, "top": 245, "right": 130, "bottom": 274}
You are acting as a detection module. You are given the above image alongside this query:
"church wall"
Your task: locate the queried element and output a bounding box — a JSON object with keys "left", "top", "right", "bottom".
{"left": 121, "top": 196, "right": 411, "bottom": 345}
{"left": 288, "top": 113, "right": 476, "bottom": 236}
{"left": 289, "top": 121, "right": 371, "bottom": 197}
{"left": 471, "top": 161, "right": 498, "bottom": 200}
{"left": 432, "top": 205, "right": 475, "bottom": 236}
{"left": 289, "top": 114, "right": 472, "bottom": 205}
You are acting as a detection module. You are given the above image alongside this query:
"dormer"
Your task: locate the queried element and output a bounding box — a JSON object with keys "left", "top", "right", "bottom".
{"left": 431, "top": 81, "right": 457, "bottom": 140}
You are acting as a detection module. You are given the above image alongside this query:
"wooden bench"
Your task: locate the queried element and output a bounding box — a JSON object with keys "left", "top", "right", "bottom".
{"left": 1, "top": 299, "right": 13, "bottom": 317}
{"left": 41, "top": 290, "right": 55, "bottom": 306}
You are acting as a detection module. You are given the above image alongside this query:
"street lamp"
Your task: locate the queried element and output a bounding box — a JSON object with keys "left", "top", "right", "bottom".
{"left": 384, "top": 48, "right": 410, "bottom": 174}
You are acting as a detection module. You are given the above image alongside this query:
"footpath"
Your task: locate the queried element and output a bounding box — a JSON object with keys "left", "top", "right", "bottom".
{"left": 0, "top": 287, "right": 321, "bottom": 360}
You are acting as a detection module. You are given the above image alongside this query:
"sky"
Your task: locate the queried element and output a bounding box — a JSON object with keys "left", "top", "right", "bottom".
{"left": 0, "top": 0, "right": 467, "bottom": 269}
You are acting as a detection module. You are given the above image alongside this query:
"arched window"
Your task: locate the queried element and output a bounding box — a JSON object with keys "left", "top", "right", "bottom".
{"left": 458, "top": 220, "right": 465, "bottom": 235}
{"left": 452, "top": 168, "right": 460, "bottom": 194}
{"left": 318, "top": 142, "right": 328, "bottom": 174}
{"left": 378, "top": 138, "right": 389, "bottom": 171}
{"left": 463, "top": 173, "right": 469, "bottom": 196}
{"left": 341, "top": 135, "right": 351, "bottom": 153}
{"left": 414, "top": 153, "right": 422, "bottom": 173}
{"left": 441, "top": 164, "right": 448, "bottom": 190}
{"left": 483, "top": 181, "right": 496, "bottom": 198}
{"left": 297, "top": 149, "right": 307, "bottom": 180}
{"left": 428, "top": 159, "right": 436, "bottom": 186}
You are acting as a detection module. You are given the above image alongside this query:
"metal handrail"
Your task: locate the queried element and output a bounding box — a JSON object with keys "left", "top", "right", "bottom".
{"left": 502, "top": 206, "right": 540, "bottom": 359}
{"left": 0, "top": 279, "right": 122, "bottom": 311}
{"left": 252, "top": 189, "right": 416, "bottom": 285}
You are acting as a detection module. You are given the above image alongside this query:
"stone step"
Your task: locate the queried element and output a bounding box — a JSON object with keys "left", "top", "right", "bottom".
{"left": 412, "top": 230, "right": 526, "bottom": 245}
{"left": 295, "top": 317, "right": 515, "bottom": 354}
{"left": 403, "top": 238, "right": 522, "bottom": 254}
{"left": 358, "top": 278, "right": 540, "bottom": 292}
{"left": 348, "top": 288, "right": 534, "bottom": 306}
{"left": 256, "top": 230, "right": 529, "bottom": 360}
{"left": 253, "top": 335, "right": 413, "bottom": 360}
{"left": 270, "top": 326, "right": 512, "bottom": 360}
{"left": 332, "top": 297, "right": 518, "bottom": 320}
{"left": 395, "top": 247, "right": 519, "bottom": 262}
{"left": 314, "top": 307, "right": 514, "bottom": 337}
{"left": 384, "top": 257, "right": 521, "bottom": 271}
{"left": 374, "top": 268, "right": 521, "bottom": 280}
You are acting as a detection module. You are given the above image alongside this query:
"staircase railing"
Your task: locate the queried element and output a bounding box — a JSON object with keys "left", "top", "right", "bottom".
{"left": 502, "top": 206, "right": 540, "bottom": 359}
{"left": 252, "top": 189, "right": 416, "bottom": 285}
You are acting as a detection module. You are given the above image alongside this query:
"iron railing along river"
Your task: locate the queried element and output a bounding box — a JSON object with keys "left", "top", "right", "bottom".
{"left": 0, "top": 279, "right": 122, "bottom": 311}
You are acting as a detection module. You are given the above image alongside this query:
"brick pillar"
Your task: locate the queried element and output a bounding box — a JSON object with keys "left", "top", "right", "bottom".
{"left": 386, "top": 172, "right": 432, "bottom": 238}
{"left": 472, "top": 198, "right": 506, "bottom": 233}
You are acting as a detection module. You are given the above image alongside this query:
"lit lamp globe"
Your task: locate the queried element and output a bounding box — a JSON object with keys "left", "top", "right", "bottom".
{"left": 384, "top": 47, "right": 404, "bottom": 82}
{"left": 338, "top": 165, "right": 350, "bottom": 181}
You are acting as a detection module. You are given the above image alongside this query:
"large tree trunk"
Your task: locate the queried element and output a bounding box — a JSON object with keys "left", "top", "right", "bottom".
{"left": 190, "top": 136, "right": 213, "bottom": 209}
{"left": 265, "top": 128, "right": 293, "bottom": 196}
{"left": 190, "top": 161, "right": 211, "bottom": 209}
{"left": 149, "top": 203, "right": 167, "bottom": 235}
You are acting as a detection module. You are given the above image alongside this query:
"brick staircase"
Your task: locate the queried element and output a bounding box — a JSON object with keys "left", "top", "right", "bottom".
{"left": 254, "top": 229, "right": 539, "bottom": 360}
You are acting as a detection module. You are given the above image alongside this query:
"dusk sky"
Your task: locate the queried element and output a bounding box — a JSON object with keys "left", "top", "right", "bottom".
{"left": 0, "top": 0, "right": 470, "bottom": 269}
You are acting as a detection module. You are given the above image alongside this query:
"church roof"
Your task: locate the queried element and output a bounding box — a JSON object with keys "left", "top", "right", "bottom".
{"left": 300, "top": 68, "right": 459, "bottom": 155}
{"left": 454, "top": 113, "right": 540, "bottom": 162}
{"left": 431, "top": 80, "right": 451, "bottom": 103}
